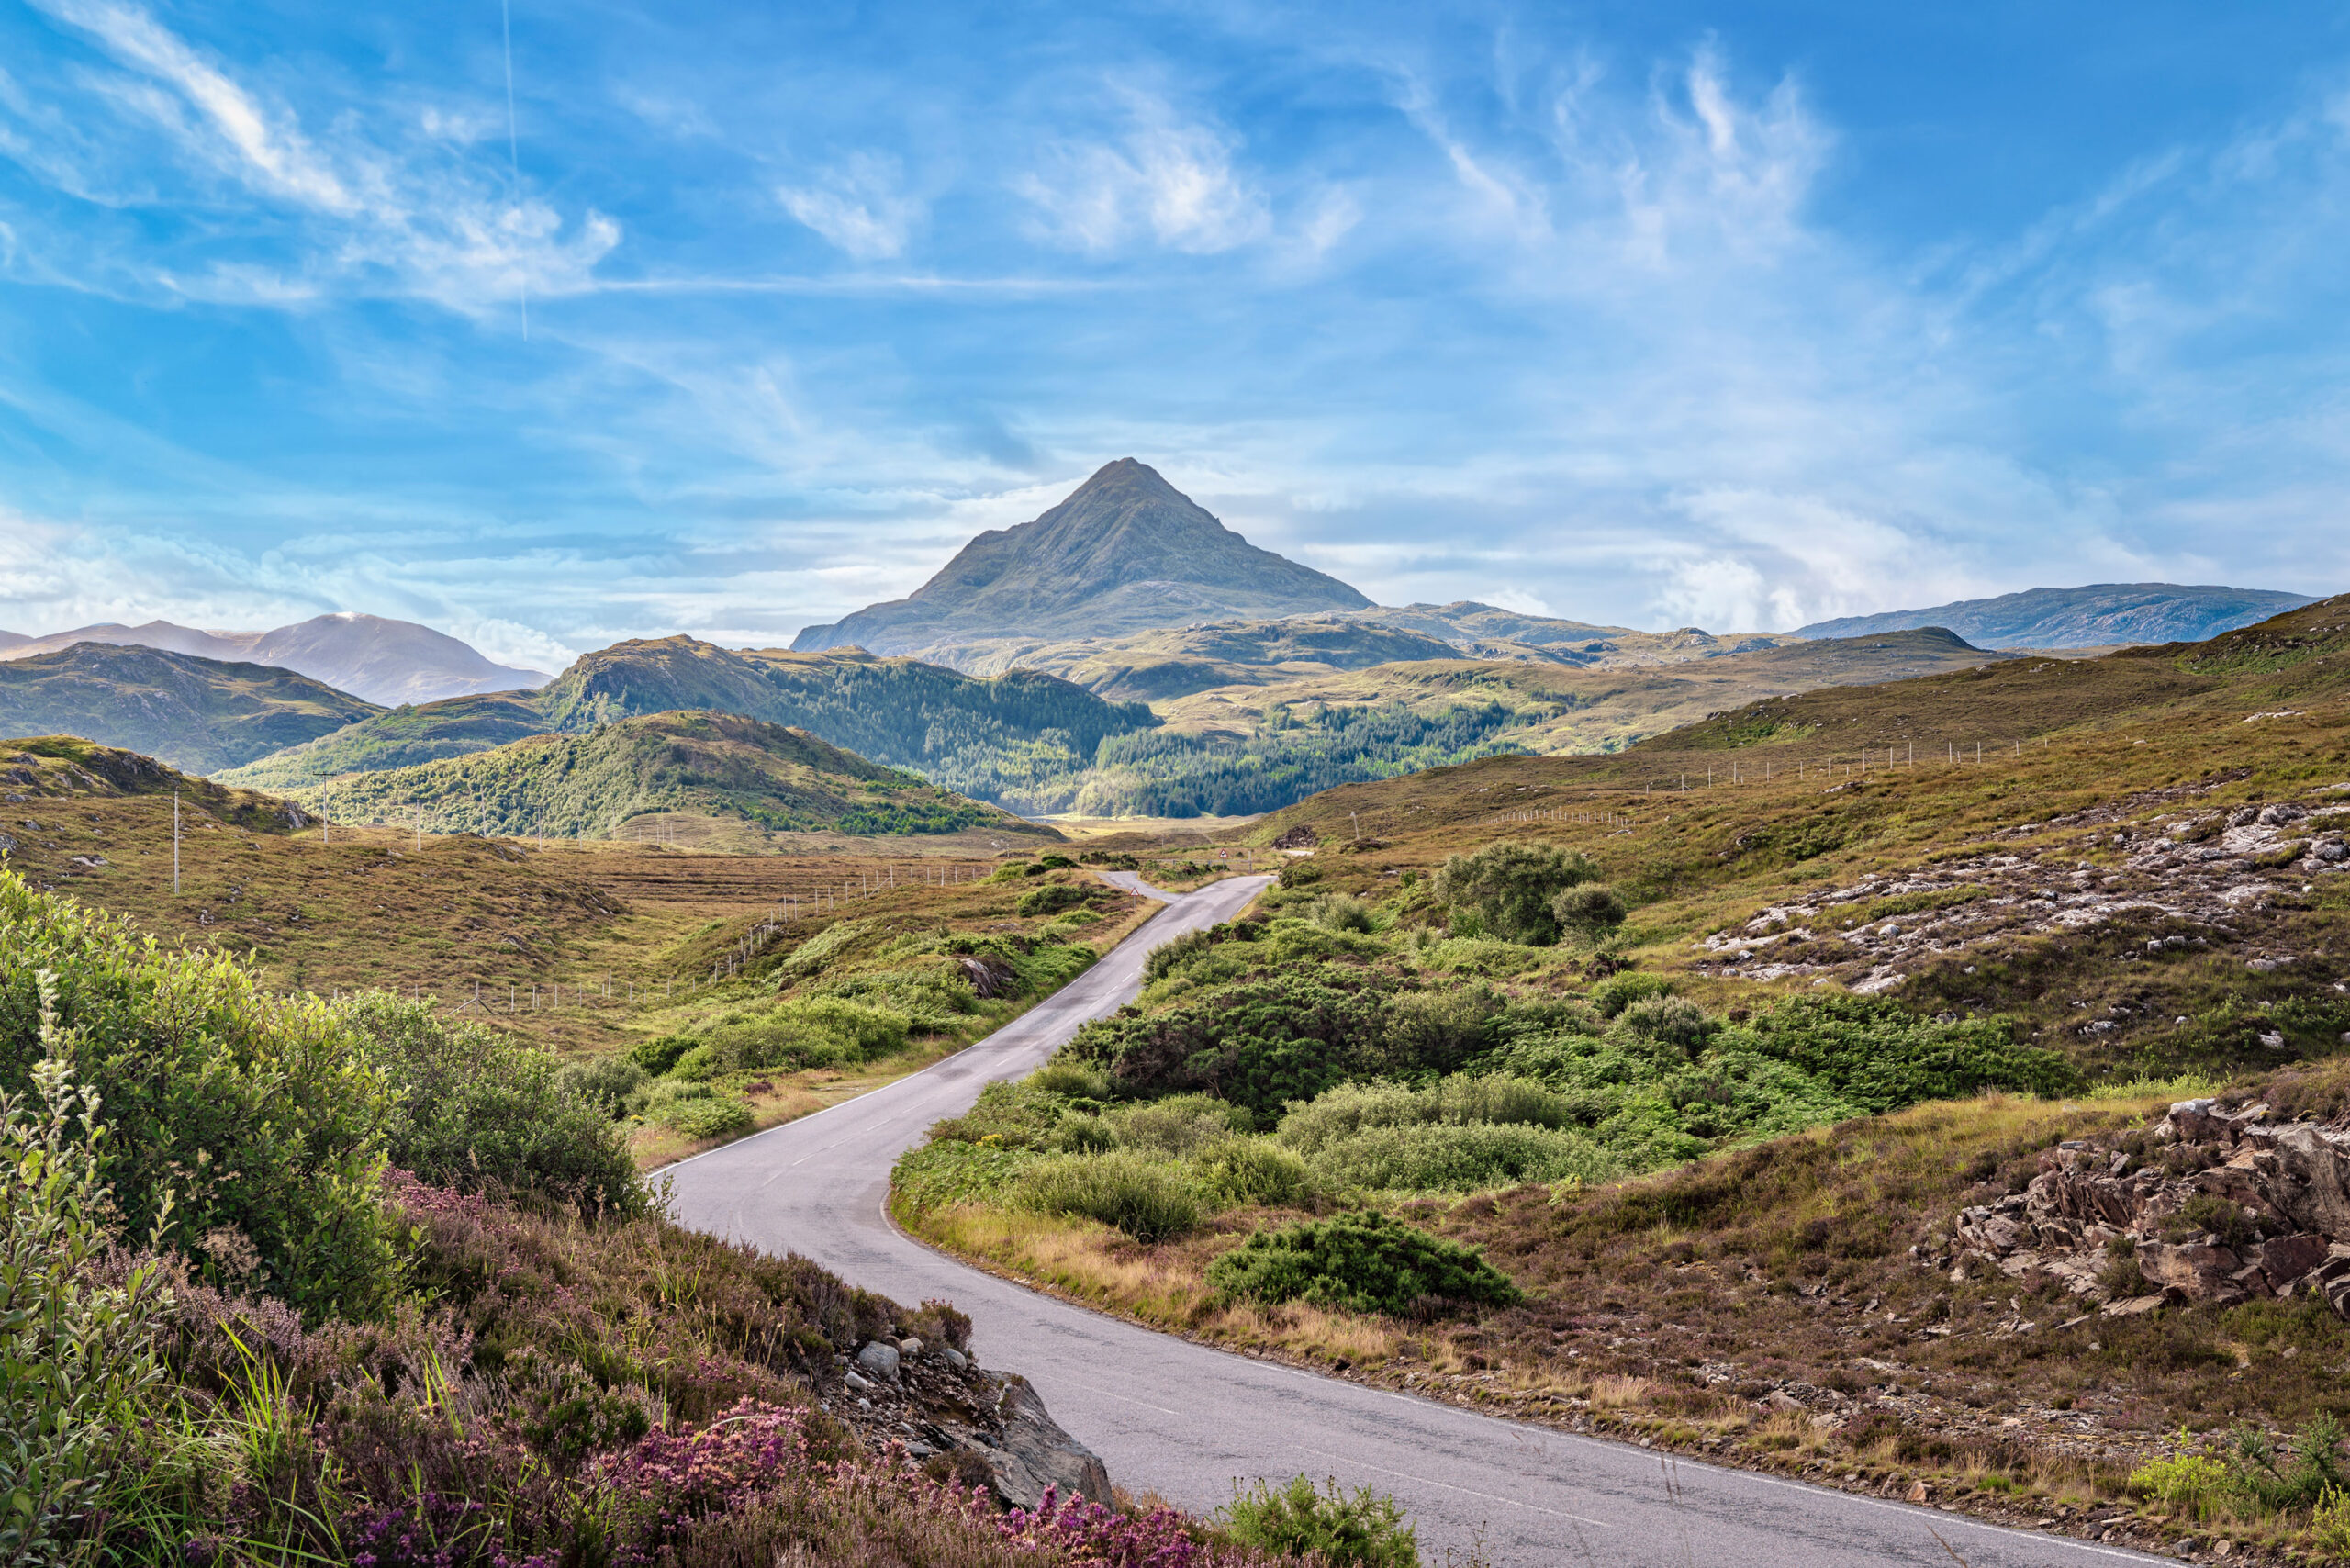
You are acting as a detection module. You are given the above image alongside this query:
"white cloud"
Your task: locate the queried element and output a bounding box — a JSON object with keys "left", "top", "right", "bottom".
{"left": 778, "top": 152, "right": 923, "bottom": 259}
{"left": 10, "top": 0, "right": 619, "bottom": 316}
{"left": 1017, "top": 92, "right": 1269, "bottom": 254}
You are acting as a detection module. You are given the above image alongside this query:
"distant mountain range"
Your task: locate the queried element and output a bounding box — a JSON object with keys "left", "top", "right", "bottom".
{"left": 0, "top": 644, "right": 381, "bottom": 775}
{"left": 0, "top": 612, "right": 548, "bottom": 705}
{"left": 790, "top": 458, "right": 1371, "bottom": 662}
{"left": 1795, "top": 584, "right": 2318, "bottom": 649}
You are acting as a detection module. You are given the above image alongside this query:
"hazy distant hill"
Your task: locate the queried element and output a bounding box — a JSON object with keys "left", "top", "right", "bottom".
{"left": 790, "top": 459, "right": 1370, "bottom": 661}
{"left": 284, "top": 709, "right": 1056, "bottom": 843}
{"left": 218, "top": 638, "right": 1158, "bottom": 811}
{"left": 0, "top": 644, "right": 381, "bottom": 775}
{"left": 0, "top": 612, "right": 549, "bottom": 705}
{"left": 1794, "top": 584, "right": 2318, "bottom": 649}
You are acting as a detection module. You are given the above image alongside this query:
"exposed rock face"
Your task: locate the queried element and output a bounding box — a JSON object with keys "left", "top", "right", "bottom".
{"left": 1942, "top": 1099, "right": 2350, "bottom": 1316}
{"left": 830, "top": 1337, "right": 1111, "bottom": 1511}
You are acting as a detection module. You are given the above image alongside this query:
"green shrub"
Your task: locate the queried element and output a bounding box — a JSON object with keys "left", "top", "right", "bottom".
{"left": 703, "top": 997, "right": 912, "bottom": 1074}
{"left": 1110, "top": 1093, "right": 1248, "bottom": 1155}
{"left": 1069, "top": 971, "right": 1391, "bottom": 1126}
{"left": 1614, "top": 995, "right": 1718, "bottom": 1058}
{"left": 1375, "top": 985, "right": 1503, "bottom": 1075}
{"left": 1013, "top": 1151, "right": 1202, "bottom": 1241}
{"left": 1729, "top": 995, "right": 2078, "bottom": 1112}
{"left": 1208, "top": 1210, "right": 1522, "bottom": 1316}
{"left": 0, "top": 1054, "right": 173, "bottom": 1562}
{"left": 671, "top": 1043, "right": 718, "bottom": 1080}
{"left": 1431, "top": 840, "right": 1595, "bottom": 945}
{"left": 554, "top": 1054, "right": 648, "bottom": 1118}
{"left": 1144, "top": 928, "right": 1219, "bottom": 983}
{"left": 2128, "top": 1451, "right": 2232, "bottom": 1519}
{"left": 1301, "top": 1121, "right": 1617, "bottom": 1193}
{"left": 1279, "top": 860, "right": 1324, "bottom": 889}
{"left": 1276, "top": 1075, "right": 1574, "bottom": 1151}
{"left": 781, "top": 916, "right": 879, "bottom": 977}
{"left": 1029, "top": 1058, "right": 1109, "bottom": 1099}
{"left": 2230, "top": 1416, "right": 2349, "bottom": 1511}
{"left": 0, "top": 872, "right": 394, "bottom": 1316}
{"left": 893, "top": 1137, "right": 1037, "bottom": 1211}
{"left": 1304, "top": 892, "right": 1375, "bottom": 934}
{"left": 1221, "top": 1475, "right": 1418, "bottom": 1568}
{"left": 1016, "top": 881, "right": 1097, "bottom": 917}
{"left": 1589, "top": 971, "right": 1673, "bottom": 1017}
{"left": 338, "top": 994, "right": 646, "bottom": 1217}
{"left": 1550, "top": 882, "right": 1628, "bottom": 946}
{"left": 1193, "top": 1136, "right": 1316, "bottom": 1208}
{"left": 655, "top": 1092, "right": 755, "bottom": 1141}
{"left": 1053, "top": 1114, "right": 1119, "bottom": 1153}
{"left": 628, "top": 1034, "right": 695, "bottom": 1075}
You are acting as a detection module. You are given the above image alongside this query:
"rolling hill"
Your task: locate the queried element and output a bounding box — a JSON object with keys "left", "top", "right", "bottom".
{"left": 789, "top": 458, "right": 1370, "bottom": 661}
{"left": 284, "top": 709, "right": 1057, "bottom": 845}
{"left": 1794, "top": 581, "right": 2316, "bottom": 648}
{"left": 0, "top": 611, "right": 550, "bottom": 704}
{"left": 217, "top": 638, "right": 1158, "bottom": 809}
{"left": 0, "top": 643, "right": 382, "bottom": 774}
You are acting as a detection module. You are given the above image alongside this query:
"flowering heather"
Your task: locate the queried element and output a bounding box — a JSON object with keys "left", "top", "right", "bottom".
{"left": 1000, "top": 1485, "right": 1211, "bottom": 1567}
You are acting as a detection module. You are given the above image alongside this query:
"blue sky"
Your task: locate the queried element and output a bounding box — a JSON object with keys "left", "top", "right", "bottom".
{"left": 1, "top": 1, "right": 2346, "bottom": 669}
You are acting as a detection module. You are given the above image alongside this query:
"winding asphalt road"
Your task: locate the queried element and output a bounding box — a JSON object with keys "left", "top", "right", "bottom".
{"left": 667, "top": 874, "right": 2159, "bottom": 1566}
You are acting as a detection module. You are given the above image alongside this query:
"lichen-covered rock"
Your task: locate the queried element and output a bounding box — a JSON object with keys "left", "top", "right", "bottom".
{"left": 1943, "top": 1098, "right": 2350, "bottom": 1318}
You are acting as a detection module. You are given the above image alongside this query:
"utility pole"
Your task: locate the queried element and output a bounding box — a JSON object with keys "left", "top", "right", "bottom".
{"left": 173, "top": 792, "right": 180, "bottom": 894}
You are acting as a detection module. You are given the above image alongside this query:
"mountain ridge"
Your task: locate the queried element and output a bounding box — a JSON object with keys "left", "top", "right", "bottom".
{"left": 790, "top": 459, "right": 1371, "bottom": 661}
{"left": 1794, "top": 582, "right": 2317, "bottom": 648}
{"left": 0, "top": 643, "right": 383, "bottom": 775}
{"left": 0, "top": 611, "right": 550, "bottom": 705}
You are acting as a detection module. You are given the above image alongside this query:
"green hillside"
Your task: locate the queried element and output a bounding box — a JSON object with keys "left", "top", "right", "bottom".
{"left": 281, "top": 709, "right": 1058, "bottom": 843}
{"left": 218, "top": 638, "right": 1157, "bottom": 808}
{"left": 0, "top": 643, "right": 380, "bottom": 774}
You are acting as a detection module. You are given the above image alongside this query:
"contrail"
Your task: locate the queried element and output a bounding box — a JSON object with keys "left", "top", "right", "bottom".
{"left": 500, "top": 0, "right": 527, "bottom": 339}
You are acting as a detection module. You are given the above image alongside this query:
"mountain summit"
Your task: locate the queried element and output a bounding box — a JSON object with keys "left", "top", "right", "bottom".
{"left": 791, "top": 459, "right": 1370, "bottom": 659}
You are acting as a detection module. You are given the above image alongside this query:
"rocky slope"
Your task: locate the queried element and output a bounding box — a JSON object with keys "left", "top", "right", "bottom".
{"left": 790, "top": 459, "right": 1370, "bottom": 659}
{"left": 1797, "top": 584, "right": 2316, "bottom": 649}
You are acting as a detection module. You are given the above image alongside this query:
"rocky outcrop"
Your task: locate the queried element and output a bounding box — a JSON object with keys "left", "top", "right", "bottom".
{"left": 1938, "top": 1098, "right": 2350, "bottom": 1316}
{"left": 827, "top": 1333, "right": 1111, "bottom": 1511}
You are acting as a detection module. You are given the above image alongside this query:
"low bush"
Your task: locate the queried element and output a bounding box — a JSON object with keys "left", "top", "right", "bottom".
{"left": 341, "top": 993, "right": 647, "bottom": 1219}
{"left": 1194, "top": 1137, "right": 1317, "bottom": 1209}
{"left": 2128, "top": 1451, "right": 2233, "bottom": 1519}
{"left": 0, "top": 872, "right": 394, "bottom": 1316}
{"left": 1207, "top": 1210, "right": 1522, "bottom": 1316}
{"left": 656, "top": 1093, "right": 756, "bottom": 1142}
{"left": 629, "top": 1033, "right": 694, "bottom": 1075}
{"left": 1550, "top": 881, "right": 1628, "bottom": 946}
{"left": 1589, "top": 972, "right": 1673, "bottom": 1017}
{"left": 1299, "top": 1120, "right": 1617, "bottom": 1193}
{"left": 1068, "top": 971, "right": 1392, "bottom": 1126}
{"left": 1015, "top": 882, "right": 1098, "bottom": 918}
{"left": 1304, "top": 892, "right": 1375, "bottom": 934}
{"left": 673, "top": 1044, "right": 718, "bottom": 1080}
{"left": 555, "top": 1054, "right": 648, "bottom": 1119}
{"left": 1111, "top": 1093, "right": 1248, "bottom": 1155}
{"left": 703, "top": 997, "right": 912, "bottom": 1074}
{"left": 1431, "top": 839, "right": 1596, "bottom": 946}
{"left": 1013, "top": 1151, "right": 1203, "bottom": 1241}
{"left": 1732, "top": 995, "right": 2078, "bottom": 1112}
{"left": 1220, "top": 1475, "right": 1419, "bottom": 1568}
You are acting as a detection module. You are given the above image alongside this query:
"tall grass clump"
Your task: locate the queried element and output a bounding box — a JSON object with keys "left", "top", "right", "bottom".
{"left": 1221, "top": 1475, "right": 1420, "bottom": 1567}
{"left": 1013, "top": 1151, "right": 1203, "bottom": 1242}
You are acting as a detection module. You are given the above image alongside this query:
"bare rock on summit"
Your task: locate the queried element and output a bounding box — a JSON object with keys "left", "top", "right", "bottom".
{"left": 791, "top": 459, "right": 1371, "bottom": 658}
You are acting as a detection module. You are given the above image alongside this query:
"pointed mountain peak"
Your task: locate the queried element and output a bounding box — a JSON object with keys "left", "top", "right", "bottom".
{"left": 793, "top": 460, "right": 1369, "bottom": 658}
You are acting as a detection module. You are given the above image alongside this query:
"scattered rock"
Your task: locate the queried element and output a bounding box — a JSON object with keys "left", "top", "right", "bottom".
{"left": 900, "top": 1336, "right": 924, "bottom": 1358}
{"left": 941, "top": 1347, "right": 968, "bottom": 1371}
{"left": 855, "top": 1341, "right": 901, "bottom": 1383}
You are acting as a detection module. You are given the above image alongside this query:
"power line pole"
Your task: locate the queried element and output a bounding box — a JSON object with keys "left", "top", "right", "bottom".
{"left": 173, "top": 792, "right": 180, "bottom": 894}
